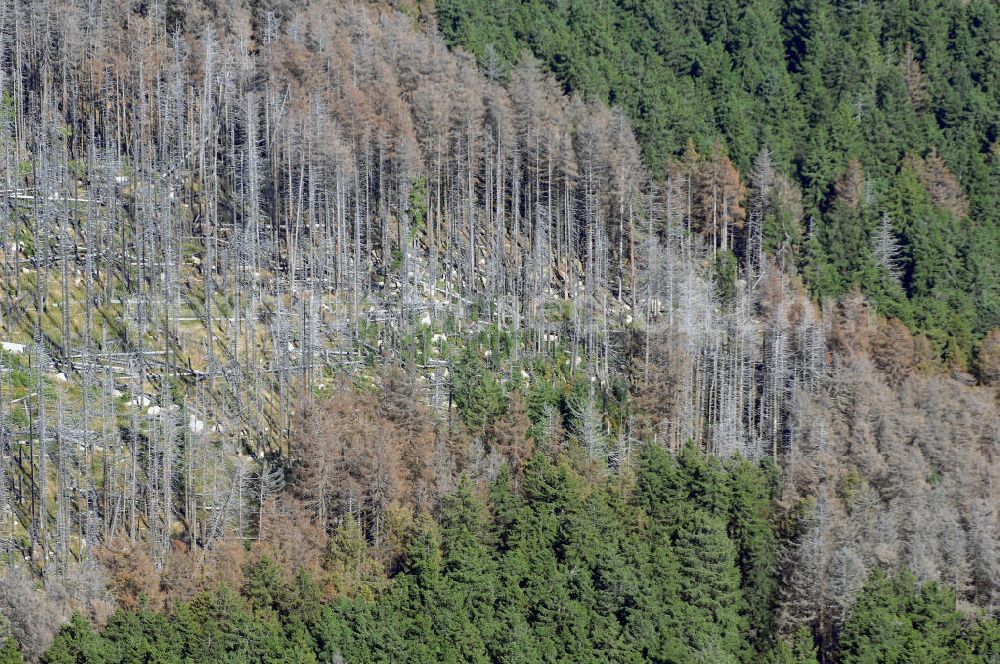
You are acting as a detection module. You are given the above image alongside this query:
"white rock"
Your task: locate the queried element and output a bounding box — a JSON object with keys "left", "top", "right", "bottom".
{"left": 54, "top": 372, "right": 67, "bottom": 382}
{"left": 1, "top": 342, "right": 25, "bottom": 355}
{"left": 131, "top": 395, "right": 152, "bottom": 407}
{"left": 147, "top": 405, "right": 162, "bottom": 416}
{"left": 188, "top": 415, "right": 205, "bottom": 434}
{"left": 431, "top": 333, "right": 447, "bottom": 343}
{"left": 419, "top": 312, "right": 432, "bottom": 326}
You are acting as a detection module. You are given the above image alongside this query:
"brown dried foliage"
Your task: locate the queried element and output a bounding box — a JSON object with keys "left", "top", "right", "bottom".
{"left": 291, "top": 377, "right": 441, "bottom": 541}
{"left": 692, "top": 140, "right": 746, "bottom": 247}
{"left": 977, "top": 328, "right": 1000, "bottom": 386}
{"left": 903, "top": 152, "right": 968, "bottom": 219}
{"left": 834, "top": 159, "right": 865, "bottom": 209}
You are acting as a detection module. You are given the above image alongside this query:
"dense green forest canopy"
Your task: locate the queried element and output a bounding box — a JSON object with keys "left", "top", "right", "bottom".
{"left": 436, "top": 0, "right": 1000, "bottom": 363}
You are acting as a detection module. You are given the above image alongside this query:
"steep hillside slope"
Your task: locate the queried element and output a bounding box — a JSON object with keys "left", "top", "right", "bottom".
{"left": 0, "top": 0, "right": 994, "bottom": 660}
{"left": 437, "top": 0, "right": 1000, "bottom": 362}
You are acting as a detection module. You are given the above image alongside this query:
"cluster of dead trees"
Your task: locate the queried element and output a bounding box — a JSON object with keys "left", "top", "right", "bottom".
{"left": 0, "top": 0, "right": 994, "bottom": 657}
{"left": 779, "top": 295, "right": 1000, "bottom": 637}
